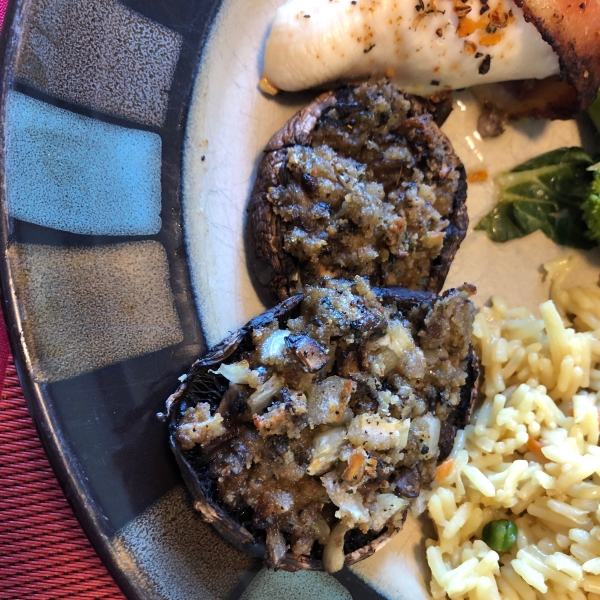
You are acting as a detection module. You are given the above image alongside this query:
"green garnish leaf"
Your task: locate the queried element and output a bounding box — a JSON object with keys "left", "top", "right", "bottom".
{"left": 509, "top": 147, "right": 595, "bottom": 173}
{"left": 475, "top": 147, "right": 598, "bottom": 250}
{"left": 582, "top": 170, "right": 600, "bottom": 243}
{"left": 587, "top": 88, "right": 600, "bottom": 134}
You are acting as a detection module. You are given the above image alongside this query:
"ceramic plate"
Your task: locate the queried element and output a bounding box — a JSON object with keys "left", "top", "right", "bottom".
{"left": 0, "top": 0, "right": 599, "bottom": 598}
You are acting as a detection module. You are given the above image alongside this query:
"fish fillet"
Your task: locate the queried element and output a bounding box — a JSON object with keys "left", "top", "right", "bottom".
{"left": 263, "top": 0, "right": 560, "bottom": 95}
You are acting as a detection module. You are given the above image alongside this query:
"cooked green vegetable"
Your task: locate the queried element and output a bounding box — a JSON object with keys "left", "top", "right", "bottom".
{"left": 587, "top": 89, "right": 600, "bottom": 134}
{"left": 475, "top": 147, "right": 598, "bottom": 250}
{"left": 481, "top": 519, "right": 518, "bottom": 553}
{"left": 582, "top": 170, "right": 600, "bottom": 243}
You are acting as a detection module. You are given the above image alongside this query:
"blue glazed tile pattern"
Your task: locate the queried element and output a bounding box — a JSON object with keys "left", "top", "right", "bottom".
{"left": 8, "top": 241, "right": 183, "bottom": 382}
{"left": 5, "top": 91, "right": 162, "bottom": 236}
{"left": 13, "top": 0, "right": 183, "bottom": 127}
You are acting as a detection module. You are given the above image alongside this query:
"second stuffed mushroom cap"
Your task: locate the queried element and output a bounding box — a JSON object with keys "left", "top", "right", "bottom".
{"left": 248, "top": 81, "right": 468, "bottom": 304}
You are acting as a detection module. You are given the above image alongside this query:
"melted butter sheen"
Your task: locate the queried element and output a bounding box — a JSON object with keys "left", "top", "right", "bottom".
{"left": 262, "top": 0, "right": 559, "bottom": 95}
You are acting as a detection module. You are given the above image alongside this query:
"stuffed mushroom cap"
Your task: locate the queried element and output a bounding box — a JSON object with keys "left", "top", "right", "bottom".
{"left": 166, "top": 278, "right": 478, "bottom": 572}
{"left": 248, "top": 81, "right": 468, "bottom": 304}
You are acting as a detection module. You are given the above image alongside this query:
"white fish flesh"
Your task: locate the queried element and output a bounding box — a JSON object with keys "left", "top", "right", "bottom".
{"left": 262, "top": 0, "right": 560, "bottom": 95}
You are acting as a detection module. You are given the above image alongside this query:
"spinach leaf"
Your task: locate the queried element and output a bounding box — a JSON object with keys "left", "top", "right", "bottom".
{"left": 475, "top": 147, "right": 598, "bottom": 250}
{"left": 588, "top": 89, "right": 600, "bottom": 134}
{"left": 510, "top": 147, "right": 594, "bottom": 172}
{"left": 582, "top": 171, "right": 600, "bottom": 243}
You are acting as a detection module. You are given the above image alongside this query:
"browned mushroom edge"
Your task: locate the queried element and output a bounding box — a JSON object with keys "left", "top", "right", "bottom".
{"left": 166, "top": 287, "right": 479, "bottom": 571}
{"left": 246, "top": 83, "right": 468, "bottom": 306}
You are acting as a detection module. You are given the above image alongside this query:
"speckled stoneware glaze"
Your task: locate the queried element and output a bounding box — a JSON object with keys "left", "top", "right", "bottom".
{"left": 1, "top": 0, "right": 599, "bottom": 598}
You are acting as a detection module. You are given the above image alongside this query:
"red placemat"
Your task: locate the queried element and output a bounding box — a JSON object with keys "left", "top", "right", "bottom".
{"left": 0, "top": 3, "right": 125, "bottom": 598}
{"left": 0, "top": 357, "right": 125, "bottom": 599}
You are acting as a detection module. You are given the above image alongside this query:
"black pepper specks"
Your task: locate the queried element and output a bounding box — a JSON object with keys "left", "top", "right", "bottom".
{"left": 364, "top": 44, "right": 376, "bottom": 53}
{"left": 454, "top": 4, "right": 472, "bottom": 16}
{"left": 478, "top": 54, "right": 491, "bottom": 75}
{"left": 475, "top": 52, "right": 483, "bottom": 58}
{"left": 431, "top": 80, "right": 440, "bottom": 86}
{"left": 304, "top": 14, "right": 311, "bottom": 17}
{"left": 201, "top": 155, "right": 206, "bottom": 161}
{"left": 480, "top": 4, "right": 490, "bottom": 14}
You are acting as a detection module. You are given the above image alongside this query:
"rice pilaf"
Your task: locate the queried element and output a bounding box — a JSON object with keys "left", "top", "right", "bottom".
{"left": 426, "top": 258, "right": 600, "bottom": 599}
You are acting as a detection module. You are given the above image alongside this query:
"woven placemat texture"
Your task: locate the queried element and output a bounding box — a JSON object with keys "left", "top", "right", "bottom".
{"left": 0, "top": 354, "right": 126, "bottom": 599}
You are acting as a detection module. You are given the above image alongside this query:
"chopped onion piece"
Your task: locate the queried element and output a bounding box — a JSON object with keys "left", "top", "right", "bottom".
{"left": 369, "top": 494, "right": 408, "bottom": 531}
{"left": 210, "top": 360, "right": 252, "bottom": 385}
{"left": 260, "top": 329, "right": 291, "bottom": 364}
{"left": 247, "top": 375, "right": 284, "bottom": 414}
{"left": 348, "top": 414, "right": 410, "bottom": 451}
{"left": 322, "top": 471, "right": 369, "bottom": 527}
{"left": 307, "top": 376, "right": 355, "bottom": 427}
{"left": 306, "top": 426, "right": 347, "bottom": 476}
{"left": 387, "top": 322, "right": 415, "bottom": 357}
{"left": 412, "top": 413, "right": 441, "bottom": 460}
